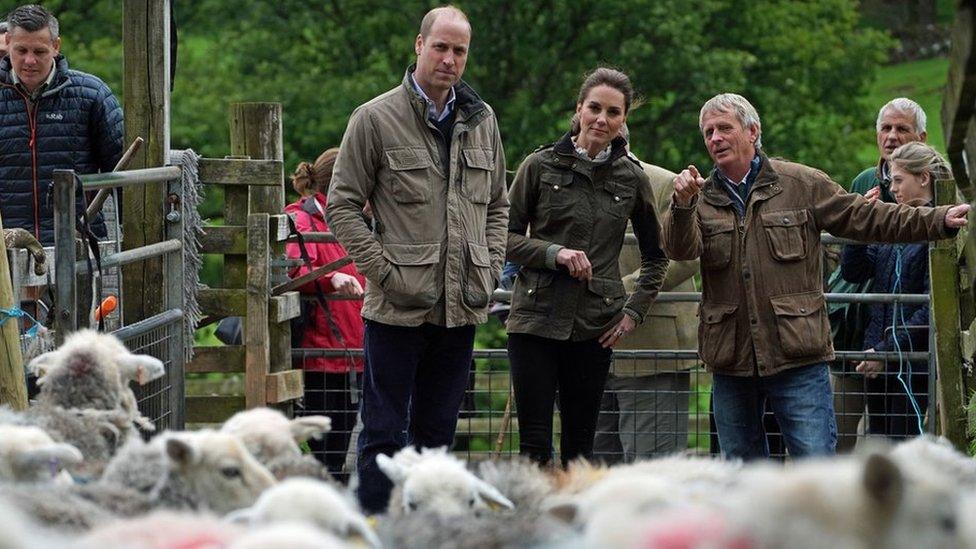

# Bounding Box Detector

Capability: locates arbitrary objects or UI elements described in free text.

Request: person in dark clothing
[0,4,123,245]
[505,68,669,467]
[840,141,948,439]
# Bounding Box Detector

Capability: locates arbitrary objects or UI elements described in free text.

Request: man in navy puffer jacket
[0,4,123,245]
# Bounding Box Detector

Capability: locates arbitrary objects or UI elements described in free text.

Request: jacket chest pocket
[600,181,634,219]
[461,147,494,204]
[761,209,808,261]
[701,219,735,270]
[698,302,738,370]
[769,290,829,358]
[386,147,432,204]
[539,171,575,209]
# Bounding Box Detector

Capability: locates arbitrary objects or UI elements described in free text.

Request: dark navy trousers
[355,319,475,514]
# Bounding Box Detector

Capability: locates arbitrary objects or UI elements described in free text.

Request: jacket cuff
[622,307,644,325]
[545,244,564,270]
[671,193,700,211]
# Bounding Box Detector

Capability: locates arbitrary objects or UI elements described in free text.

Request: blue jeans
[355,320,475,514]
[712,363,836,460]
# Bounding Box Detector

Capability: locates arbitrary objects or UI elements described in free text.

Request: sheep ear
[863,453,904,512]
[118,354,166,385]
[165,436,199,469]
[26,350,60,384]
[545,497,579,524]
[344,516,382,549]
[15,443,84,470]
[376,453,407,484]
[224,507,255,525]
[475,479,515,511]
[289,415,332,443]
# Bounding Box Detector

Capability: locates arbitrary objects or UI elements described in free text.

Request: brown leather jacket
[662,154,952,377]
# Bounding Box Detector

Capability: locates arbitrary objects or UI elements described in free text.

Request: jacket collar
[301,193,326,218]
[703,151,781,207]
[551,131,629,168]
[0,54,71,98]
[401,64,487,126]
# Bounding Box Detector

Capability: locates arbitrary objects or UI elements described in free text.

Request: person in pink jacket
[285,147,366,481]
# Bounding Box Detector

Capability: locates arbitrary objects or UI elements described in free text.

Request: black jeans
[508,332,612,467]
[356,320,475,514]
[300,371,361,482]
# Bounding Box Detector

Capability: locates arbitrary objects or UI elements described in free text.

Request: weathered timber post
[0,215,28,410]
[229,103,293,411]
[245,213,271,409]
[930,178,968,449]
[122,0,171,324]
[53,170,78,345]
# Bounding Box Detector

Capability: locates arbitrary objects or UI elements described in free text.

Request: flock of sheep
[2,330,976,548]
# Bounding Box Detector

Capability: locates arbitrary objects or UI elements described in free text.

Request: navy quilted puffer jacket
[0,54,123,245]
[840,241,929,355]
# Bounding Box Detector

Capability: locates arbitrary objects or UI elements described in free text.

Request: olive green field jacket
[326,68,509,328]
[506,133,670,341]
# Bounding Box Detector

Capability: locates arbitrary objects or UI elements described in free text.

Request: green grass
[856,56,949,167]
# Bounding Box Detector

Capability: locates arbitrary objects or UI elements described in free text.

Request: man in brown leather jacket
[327,5,508,512]
[662,93,969,460]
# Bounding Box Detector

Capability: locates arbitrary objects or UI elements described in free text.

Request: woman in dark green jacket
[506,67,670,466]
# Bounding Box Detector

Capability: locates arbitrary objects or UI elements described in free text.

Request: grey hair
[699,93,763,149]
[876,97,926,134]
[0,21,8,34]
[7,4,59,41]
[889,141,951,181]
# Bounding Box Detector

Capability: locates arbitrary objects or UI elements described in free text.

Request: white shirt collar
[410,72,456,123]
[12,59,57,91]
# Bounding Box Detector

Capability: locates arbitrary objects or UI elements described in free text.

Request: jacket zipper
[22,92,41,241]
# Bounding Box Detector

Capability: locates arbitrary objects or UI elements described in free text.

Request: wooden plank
[200,225,247,255]
[269,292,301,323]
[186,346,245,374]
[271,215,292,242]
[53,171,78,344]
[265,370,304,404]
[121,0,170,324]
[186,396,244,424]
[198,158,283,186]
[245,214,270,409]
[198,288,247,317]
[272,257,352,296]
[929,179,969,450]
[943,4,976,152]
[230,103,285,214]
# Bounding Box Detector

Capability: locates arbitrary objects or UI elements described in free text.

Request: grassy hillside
[856,56,949,168]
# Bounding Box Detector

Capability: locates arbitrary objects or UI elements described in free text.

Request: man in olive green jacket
[326,6,508,513]
[595,160,699,461]
[664,93,969,460]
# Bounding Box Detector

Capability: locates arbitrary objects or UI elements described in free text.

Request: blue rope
[891,246,924,435]
[0,307,42,338]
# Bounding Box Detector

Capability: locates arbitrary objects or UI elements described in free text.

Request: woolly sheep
[227,477,379,548]
[220,407,334,481]
[80,511,245,549]
[0,494,72,549]
[725,452,965,549]
[100,429,276,515]
[0,423,82,484]
[377,446,514,517]
[888,434,976,489]
[229,522,349,549]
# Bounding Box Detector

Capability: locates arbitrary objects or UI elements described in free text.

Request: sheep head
[220,407,331,466]
[164,430,276,516]
[0,424,83,483]
[377,446,514,517]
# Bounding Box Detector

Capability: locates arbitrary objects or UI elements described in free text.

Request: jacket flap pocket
[386,148,431,171]
[587,277,626,299]
[462,148,494,171]
[467,241,491,267]
[701,219,735,236]
[761,209,808,228]
[769,290,824,317]
[382,242,441,266]
[540,171,574,188]
[699,302,738,324]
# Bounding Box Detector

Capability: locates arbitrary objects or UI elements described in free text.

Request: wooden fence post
[0,214,27,410]
[122,0,171,324]
[245,213,270,409]
[930,178,968,449]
